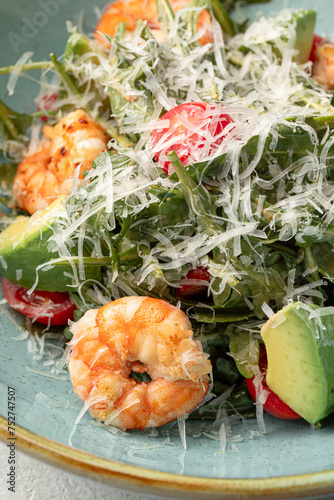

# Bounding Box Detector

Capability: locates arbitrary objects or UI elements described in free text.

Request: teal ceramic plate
[1,1,334,498]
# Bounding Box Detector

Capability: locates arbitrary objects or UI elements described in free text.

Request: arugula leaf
[210,0,236,36]
[313,242,334,283]
[107,21,156,129]
[227,326,260,378]
[187,123,317,182]
[168,150,222,234]
[0,162,17,208]
[0,100,32,142]
[63,32,101,64]
[156,0,175,28]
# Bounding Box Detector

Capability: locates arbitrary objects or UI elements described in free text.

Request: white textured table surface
[0,441,166,500]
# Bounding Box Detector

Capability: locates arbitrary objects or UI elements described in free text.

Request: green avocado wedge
[0,196,100,292]
[261,302,334,424]
[294,10,316,63]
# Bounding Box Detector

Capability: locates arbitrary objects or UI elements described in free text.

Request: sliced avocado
[261,302,334,424]
[293,10,316,63]
[0,196,100,292]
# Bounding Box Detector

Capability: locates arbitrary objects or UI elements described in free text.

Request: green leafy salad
[1,0,334,436]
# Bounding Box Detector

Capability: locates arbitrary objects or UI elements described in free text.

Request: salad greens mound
[1,0,334,426]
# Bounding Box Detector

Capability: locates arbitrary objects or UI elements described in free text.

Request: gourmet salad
[1,0,334,440]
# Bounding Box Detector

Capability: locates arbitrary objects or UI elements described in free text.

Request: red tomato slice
[245,344,301,420]
[150,102,233,173]
[176,266,211,298]
[309,34,326,63]
[2,278,75,326]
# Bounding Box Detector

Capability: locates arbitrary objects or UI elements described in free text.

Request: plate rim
[1,416,334,499]
[1,2,334,498]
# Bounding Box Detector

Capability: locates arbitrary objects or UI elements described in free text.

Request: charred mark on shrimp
[13,109,109,215]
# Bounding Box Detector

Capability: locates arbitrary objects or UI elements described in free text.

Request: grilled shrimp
[68,296,212,430]
[95,0,213,48]
[312,43,334,90]
[13,109,109,215]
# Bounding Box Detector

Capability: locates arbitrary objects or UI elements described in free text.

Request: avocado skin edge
[0,200,100,292]
[0,224,101,291]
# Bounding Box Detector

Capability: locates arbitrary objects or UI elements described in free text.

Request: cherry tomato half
[2,278,75,325]
[245,344,301,420]
[309,34,325,63]
[37,92,58,122]
[150,102,233,173]
[176,266,211,298]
